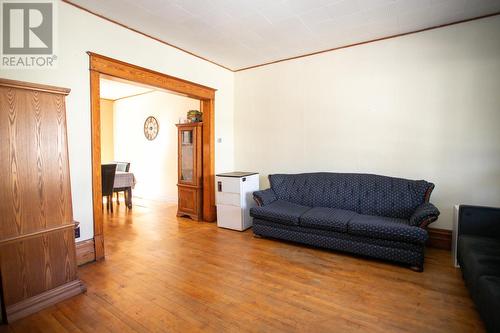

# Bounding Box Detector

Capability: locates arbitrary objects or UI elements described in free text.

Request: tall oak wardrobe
[0,78,85,323]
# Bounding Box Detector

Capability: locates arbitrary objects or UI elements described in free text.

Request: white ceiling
[69,0,500,70]
[100,78,153,100]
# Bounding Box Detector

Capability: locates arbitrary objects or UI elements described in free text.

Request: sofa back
[269,173,434,219]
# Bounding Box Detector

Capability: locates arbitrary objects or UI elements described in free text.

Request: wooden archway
[88,52,216,260]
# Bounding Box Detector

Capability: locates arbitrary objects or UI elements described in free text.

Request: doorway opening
[88,52,217,261]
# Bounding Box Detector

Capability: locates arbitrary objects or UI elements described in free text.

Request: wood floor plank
[1,198,484,332]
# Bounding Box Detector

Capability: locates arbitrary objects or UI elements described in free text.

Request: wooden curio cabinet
[176,122,203,221]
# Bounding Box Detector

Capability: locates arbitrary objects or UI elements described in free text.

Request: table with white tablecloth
[113,171,136,208]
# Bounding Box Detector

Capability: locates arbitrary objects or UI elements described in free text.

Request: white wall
[0,1,234,241]
[113,91,198,202]
[234,16,500,230]
[3,1,499,236]
[100,99,114,163]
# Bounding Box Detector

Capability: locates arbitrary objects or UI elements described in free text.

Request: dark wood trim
[94,234,105,261]
[76,239,96,266]
[88,52,216,99]
[235,12,500,72]
[6,280,86,322]
[90,70,105,261]
[201,99,216,222]
[88,53,217,262]
[61,0,232,72]
[0,78,70,95]
[427,228,452,250]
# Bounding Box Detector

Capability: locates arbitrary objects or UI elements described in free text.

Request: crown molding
[62,1,500,73]
[235,12,500,72]
[62,0,233,72]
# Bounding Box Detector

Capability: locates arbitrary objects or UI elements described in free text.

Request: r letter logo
[1,0,57,68]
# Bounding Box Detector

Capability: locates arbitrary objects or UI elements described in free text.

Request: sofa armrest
[253,188,277,207]
[458,205,500,239]
[410,203,440,228]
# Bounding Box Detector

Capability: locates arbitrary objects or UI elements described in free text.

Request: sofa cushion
[253,188,277,206]
[476,275,500,333]
[348,214,428,244]
[458,235,500,294]
[250,200,311,226]
[300,207,355,233]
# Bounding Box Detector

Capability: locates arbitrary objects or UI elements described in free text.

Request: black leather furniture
[250,173,440,271]
[457,205,500,333]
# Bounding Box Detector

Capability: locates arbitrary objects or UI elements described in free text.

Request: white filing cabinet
[216,172,259,231]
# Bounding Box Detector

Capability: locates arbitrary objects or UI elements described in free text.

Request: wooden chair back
[101,164,117,196]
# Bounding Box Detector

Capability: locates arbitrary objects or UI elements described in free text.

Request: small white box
[216,172,259,231]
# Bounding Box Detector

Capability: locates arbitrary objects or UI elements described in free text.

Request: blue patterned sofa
[250,173,440,271]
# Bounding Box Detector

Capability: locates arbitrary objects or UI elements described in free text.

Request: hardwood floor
[1,199,484,332]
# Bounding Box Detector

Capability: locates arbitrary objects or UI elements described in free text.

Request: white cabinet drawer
[217,204,244,231]
[216,192,241,206]
[216,176,241,194]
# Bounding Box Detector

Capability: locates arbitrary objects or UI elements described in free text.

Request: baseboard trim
[427,228,452,250]
[76,238,96,266]
[74,230,451,257]
[94,234,105,261]
[6,280,86,322]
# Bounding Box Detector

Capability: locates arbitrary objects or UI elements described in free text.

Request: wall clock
[144,116,159,140]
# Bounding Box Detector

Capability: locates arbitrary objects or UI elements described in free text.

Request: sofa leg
[409,265,424,272]
[253,234,263,239]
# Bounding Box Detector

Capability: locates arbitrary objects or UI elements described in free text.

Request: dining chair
[113,161,131,204]
[101,164,117,212]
